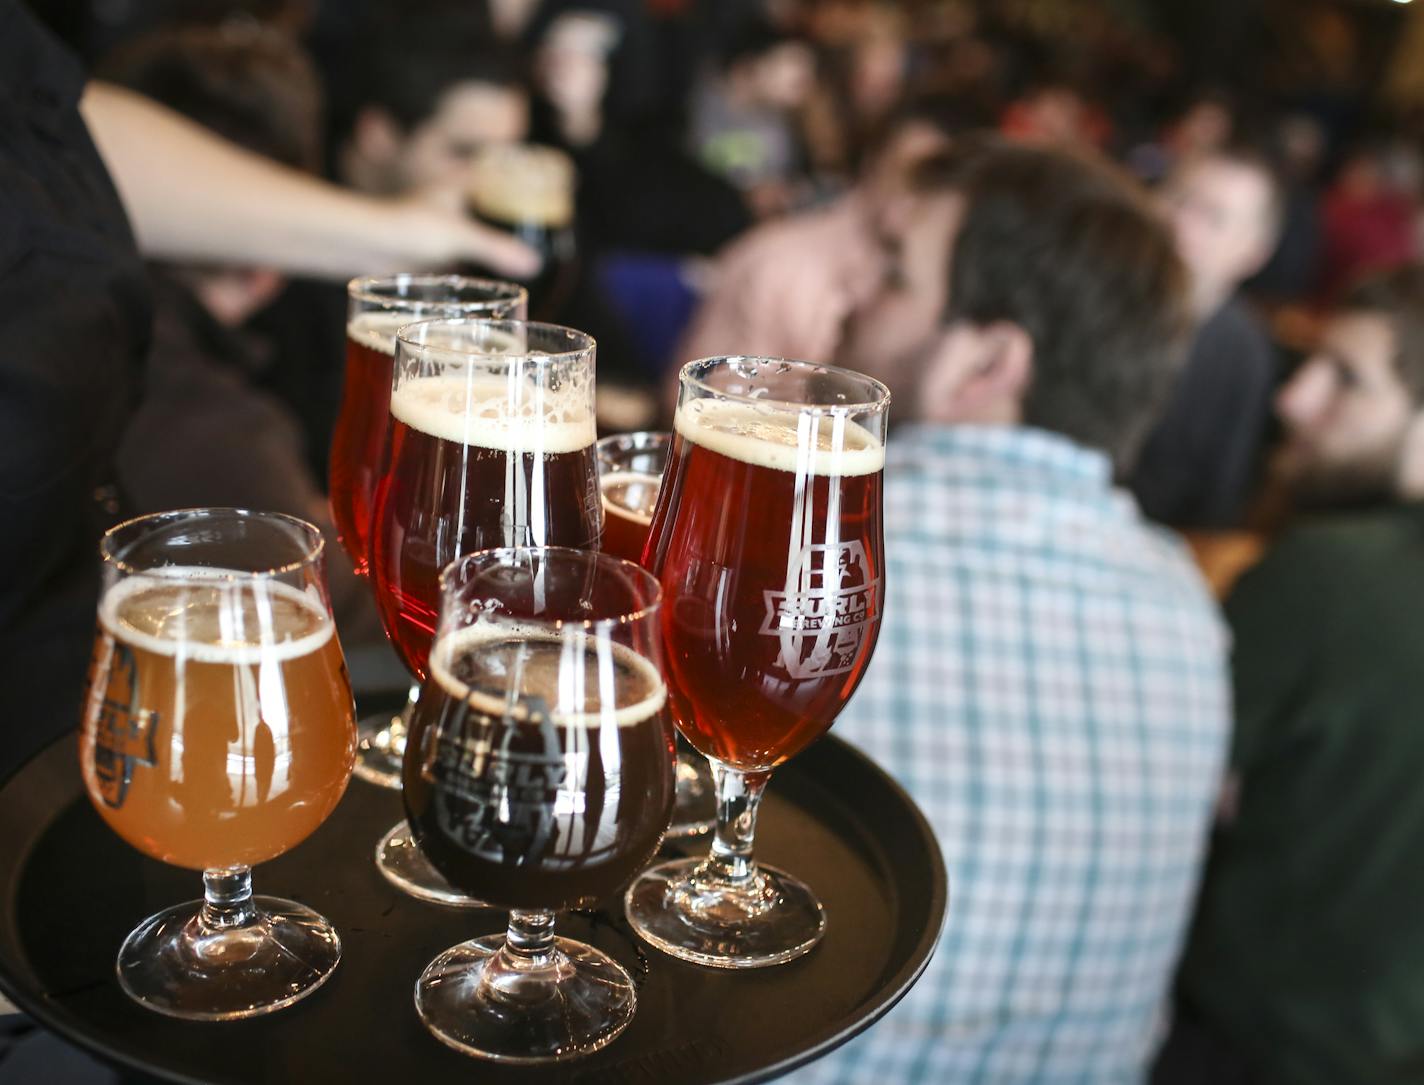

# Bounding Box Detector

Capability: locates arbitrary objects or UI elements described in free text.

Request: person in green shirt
[1169,264,1424,1084]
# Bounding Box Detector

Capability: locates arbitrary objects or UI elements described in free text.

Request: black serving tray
[0,724,946,1084]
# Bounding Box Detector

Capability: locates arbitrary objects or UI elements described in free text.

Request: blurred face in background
[350,79,529,198]
[745,42,816,110]
[1276,310,1420,505]
[836,188,962,406]
[400,81,530,191]
[1161,155,1275,315]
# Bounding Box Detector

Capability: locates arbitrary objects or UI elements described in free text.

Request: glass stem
[705,760,771,886]
[200,866,257,931]
[503,909,559,972]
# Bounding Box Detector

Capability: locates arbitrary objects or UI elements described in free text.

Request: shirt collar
[889,423,1115,489]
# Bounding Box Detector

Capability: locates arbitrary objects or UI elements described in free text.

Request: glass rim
[437,546,662,630]
[681,355,892,414]
[100,507,325,580]
[346,273,528,312]
[595,430,671,452]
[396,317,595,363]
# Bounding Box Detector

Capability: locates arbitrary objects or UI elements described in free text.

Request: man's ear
[957,321,1032,416]
[919,320,1033,424]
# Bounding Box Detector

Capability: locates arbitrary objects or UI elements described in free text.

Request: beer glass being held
[367,318,601,905]
[334,275,526,794]
[597,431,716,838]
[465,144,577,321]
[404,547,674,1062]
[625,357,888,968]
[79,509,357,1019]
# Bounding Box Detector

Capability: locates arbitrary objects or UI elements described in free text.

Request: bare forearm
[80,82,537,280]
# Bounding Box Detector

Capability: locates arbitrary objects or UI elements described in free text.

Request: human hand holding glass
[625,357,888,968]
[78,509,356,1019]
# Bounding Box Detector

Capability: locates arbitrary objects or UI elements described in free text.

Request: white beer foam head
[674,399,885,477]
[100,568,334,665]
[346,310,408,356]
[391,373,596,454]
[431,624,666,728]
[468,145,574,228]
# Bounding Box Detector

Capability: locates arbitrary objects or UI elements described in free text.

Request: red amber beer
[626,356,889,970]
[645,399,885,770]
[369,320,601,681]
[330,276,526,575]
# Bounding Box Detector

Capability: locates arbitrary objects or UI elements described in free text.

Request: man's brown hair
[915,139,1191,473]
[1342,265,1424,405]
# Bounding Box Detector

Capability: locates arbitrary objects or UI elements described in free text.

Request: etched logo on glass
[761,540,880,680]
[93,642,160,809]
[426,694,575,866]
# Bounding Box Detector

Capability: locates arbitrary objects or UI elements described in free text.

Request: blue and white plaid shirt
[787,425,1230,1085]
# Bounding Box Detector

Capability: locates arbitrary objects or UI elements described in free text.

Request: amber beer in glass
[332,275,527,577]
[370,319,601,683]
[596,431,717,837]
[595,431,668,565]
[405,547,673,1062]
[626,356,888,968]
[78,509,356,1019]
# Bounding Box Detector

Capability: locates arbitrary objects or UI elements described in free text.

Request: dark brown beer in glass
[466,145,577,320]
[404,629,673,911]
[331,277,526,575]
[369,321,601,683]
[404,547,672,1062]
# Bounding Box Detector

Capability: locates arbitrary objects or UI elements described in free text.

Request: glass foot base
[117,897,340,1020]
[352,709,405,790]
[624,857,825,969]
[376,822,488,908]
[415,934,635,1063]
[666,748,716,839]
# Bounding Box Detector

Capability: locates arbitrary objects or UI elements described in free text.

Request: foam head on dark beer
[430,625,667,729]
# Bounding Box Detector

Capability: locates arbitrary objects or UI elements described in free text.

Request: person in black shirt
[0,0,538,785]
[0,0,152,786]
[1131,145,1283,528]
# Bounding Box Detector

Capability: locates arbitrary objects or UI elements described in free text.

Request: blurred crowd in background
[25,0,1424,540]
[12,2,1424,1082]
